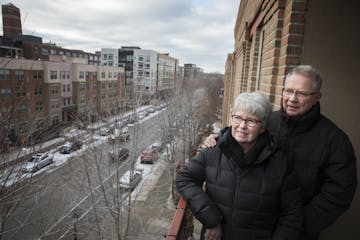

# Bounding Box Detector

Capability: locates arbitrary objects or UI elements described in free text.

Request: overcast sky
[1,0,241,73]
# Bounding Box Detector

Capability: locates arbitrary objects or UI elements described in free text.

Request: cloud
[0,0,240,73]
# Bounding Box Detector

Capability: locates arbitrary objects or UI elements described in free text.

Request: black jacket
[177,130,303,240]
[268,103,357,240]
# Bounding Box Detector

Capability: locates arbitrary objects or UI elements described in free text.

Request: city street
[1,106,180,239]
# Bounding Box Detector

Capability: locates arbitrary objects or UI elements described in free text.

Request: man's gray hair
[232,91,271,127]
[286,65,323,92]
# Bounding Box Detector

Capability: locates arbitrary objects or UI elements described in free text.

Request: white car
[23,153,54,173]
[119,169,143,191]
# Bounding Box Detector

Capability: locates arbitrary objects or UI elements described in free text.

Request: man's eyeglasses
[231,115,261,127]
[282,88,318,99]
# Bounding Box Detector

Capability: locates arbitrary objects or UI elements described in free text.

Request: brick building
[0,56,124,146]
[222,0,360,239]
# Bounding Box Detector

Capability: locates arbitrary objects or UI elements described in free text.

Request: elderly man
[203,65,357,240]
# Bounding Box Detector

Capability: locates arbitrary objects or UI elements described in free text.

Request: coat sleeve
[304,133,357,234]
[273,161,304,240]
[176,151,223,228]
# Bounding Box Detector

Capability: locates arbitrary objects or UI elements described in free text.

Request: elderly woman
[176,92,303,240]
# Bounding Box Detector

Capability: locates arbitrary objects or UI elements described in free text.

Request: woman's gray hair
[231,91,271,127]
[286,65,323,92]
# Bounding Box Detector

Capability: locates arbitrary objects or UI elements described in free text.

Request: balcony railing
[165,197,194,240]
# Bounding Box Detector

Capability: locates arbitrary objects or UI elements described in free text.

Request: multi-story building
[132,49,157,101]
[157,53,178,99]
[1,3,22,40]
[101,48,119,67]
[1,58,47,144]
[0,56,124,146]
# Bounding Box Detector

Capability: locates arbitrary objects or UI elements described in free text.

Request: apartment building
[223,1,359,239]
[0,56,125,146]
[132,49,157,101]
[0,58,47,144]
[101,48,119,67]
[157,53,178,99]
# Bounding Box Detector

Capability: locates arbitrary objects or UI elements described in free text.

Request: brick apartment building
[222,0,359,239]
[0,56,124,146]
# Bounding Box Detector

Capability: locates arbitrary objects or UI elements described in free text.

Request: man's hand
[201,134,219,148]
[204,224,222,240]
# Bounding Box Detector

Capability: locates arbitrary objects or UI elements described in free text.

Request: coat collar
[280,102,321,133]
[218,128,276,167]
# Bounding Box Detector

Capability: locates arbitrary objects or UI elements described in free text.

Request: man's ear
[315,92,322,102]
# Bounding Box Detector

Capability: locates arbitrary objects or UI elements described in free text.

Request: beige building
[157,53,178,99]
[223,0,360,239]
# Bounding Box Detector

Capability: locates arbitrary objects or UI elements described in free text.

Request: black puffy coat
[176,130,303,240]
[268,103,357,240]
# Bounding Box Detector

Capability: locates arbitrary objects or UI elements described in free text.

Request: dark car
[109,147,129,162]
[60,140,83,154]
[151,142,166,153]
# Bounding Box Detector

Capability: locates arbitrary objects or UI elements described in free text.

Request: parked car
[23,153,54,173]
[147,107,155,113]
[99,127,110,136]
[119,169,143,191]
[59,140,82,154]
[140,148,158,164]
[108,128,130,142]
[109,147,129,162]
[151,142,166,153]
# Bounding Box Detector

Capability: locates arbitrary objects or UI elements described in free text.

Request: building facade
[0,56,124,146]
[157,53,178,99]
[223,0,360,239]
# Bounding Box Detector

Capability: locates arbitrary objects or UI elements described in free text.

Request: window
[34,87,42,96]
[79,71,85,79]
[109,82,113,88]
[139,56,144,61]
[0,69,10,80]
[80,96,85,103]
[60,71,66,79]
[63,84,66,92]
[18,104,27,112]
[15,70,25,80]
[108,72,112,78]
[50,86,59,95]
[52,115,60,125]
[79,83,86,91]
[101,72,105,78]
[126,55,133,61]
[33,70,42,80]
[92,72,97,79]
[51,100,59,109]
[50,70,57,80]
[102,83,106,89]
[66,71,70,79]
[35,101,43,111]
[92,83,97,89]
[67,84,71,92]
[16,88,26,97]
[41,48,49,55]
[0,88,11,96]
